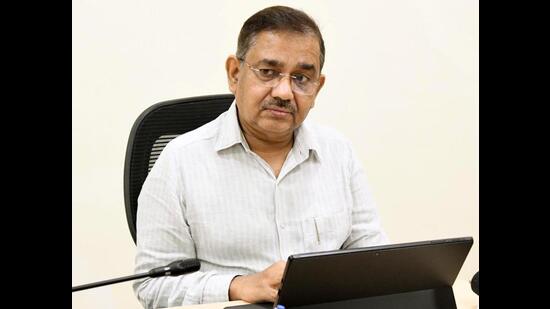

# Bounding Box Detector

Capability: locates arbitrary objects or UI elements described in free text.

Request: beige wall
[72,1,479,308]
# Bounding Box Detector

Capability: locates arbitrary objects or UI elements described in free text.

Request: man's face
[227,31,325,140]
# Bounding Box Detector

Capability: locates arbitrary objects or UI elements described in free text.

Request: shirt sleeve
[132,143,239,308]
[341,142,390,249]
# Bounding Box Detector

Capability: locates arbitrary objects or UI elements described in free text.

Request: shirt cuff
[202,273,239,304]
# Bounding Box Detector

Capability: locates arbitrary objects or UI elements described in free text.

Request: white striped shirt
[133,101,388,308]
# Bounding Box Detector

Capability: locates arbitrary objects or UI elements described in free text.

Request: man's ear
[225,55,241,94]
[316,74,326,94]
[311,74,326,108]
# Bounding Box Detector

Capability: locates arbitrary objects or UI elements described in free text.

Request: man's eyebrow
[256,59,318,74]
[297,62,317,74]
[257,59,284,67]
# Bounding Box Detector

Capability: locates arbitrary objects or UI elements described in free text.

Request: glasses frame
[238,59,320,96]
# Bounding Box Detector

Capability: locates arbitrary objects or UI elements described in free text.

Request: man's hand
[229,261,286,303]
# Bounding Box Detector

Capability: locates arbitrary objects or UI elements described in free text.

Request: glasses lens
[248,63,316,95]
[291,80,315,95]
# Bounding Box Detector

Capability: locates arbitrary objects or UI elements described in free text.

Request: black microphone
[72,258,200,292]
[470,271,479,295]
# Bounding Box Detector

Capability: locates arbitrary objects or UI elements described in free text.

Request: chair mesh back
[149,134,180,172]
[124,94,234,244]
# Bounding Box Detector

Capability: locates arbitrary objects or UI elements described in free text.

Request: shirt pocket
[301,211,351,253]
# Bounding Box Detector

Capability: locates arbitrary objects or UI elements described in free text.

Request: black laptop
[226,236,473,309]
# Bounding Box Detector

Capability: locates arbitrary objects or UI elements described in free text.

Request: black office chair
[123,94,234,244]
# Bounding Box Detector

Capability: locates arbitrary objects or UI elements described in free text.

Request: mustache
[261,98,297,113]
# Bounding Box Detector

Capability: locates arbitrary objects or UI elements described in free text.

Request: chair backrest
[124,94,234,244]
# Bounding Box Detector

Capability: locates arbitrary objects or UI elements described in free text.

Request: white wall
[72,1,479,308]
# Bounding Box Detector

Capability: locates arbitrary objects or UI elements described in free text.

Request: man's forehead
[247,31,321,70]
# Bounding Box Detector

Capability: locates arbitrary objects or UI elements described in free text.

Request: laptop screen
[274,236,473,308]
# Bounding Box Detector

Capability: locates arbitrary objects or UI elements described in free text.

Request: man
[134,6,388,308]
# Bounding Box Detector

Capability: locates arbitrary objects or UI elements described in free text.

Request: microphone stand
[73,272,150,292]
[72,259,200,292]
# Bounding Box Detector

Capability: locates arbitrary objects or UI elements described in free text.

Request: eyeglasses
[239,59,320,96]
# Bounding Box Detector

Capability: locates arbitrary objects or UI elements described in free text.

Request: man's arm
[342,143,390,249]
[133,144,239,307]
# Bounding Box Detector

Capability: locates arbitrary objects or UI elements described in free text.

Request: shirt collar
[214,101,250,152]
[293,121,322,162]
[214,100,322,161]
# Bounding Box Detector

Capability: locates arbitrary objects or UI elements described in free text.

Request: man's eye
[292,74,310,84]
[258,69,278,78]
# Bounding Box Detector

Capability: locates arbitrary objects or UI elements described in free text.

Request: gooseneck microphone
[72,258,200,292]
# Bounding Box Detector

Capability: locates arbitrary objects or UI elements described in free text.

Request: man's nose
[270,75,294,101]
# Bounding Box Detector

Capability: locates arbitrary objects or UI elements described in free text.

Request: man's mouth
[266,107,291,113]
[265,107,293,117]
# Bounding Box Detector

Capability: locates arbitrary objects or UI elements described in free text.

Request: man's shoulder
[163,117,220,153]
